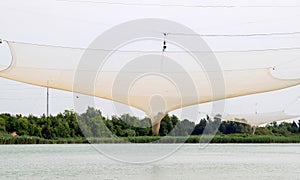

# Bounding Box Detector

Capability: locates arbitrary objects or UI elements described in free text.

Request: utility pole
[46,87,49,117]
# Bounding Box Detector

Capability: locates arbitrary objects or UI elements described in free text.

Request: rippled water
[0,144,300,179]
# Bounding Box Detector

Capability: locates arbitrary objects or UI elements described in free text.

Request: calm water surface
[0,144,299,180]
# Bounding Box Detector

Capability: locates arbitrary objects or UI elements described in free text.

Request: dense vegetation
[1,107,300,144]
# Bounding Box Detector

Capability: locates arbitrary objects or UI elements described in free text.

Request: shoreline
[1,134,300,144]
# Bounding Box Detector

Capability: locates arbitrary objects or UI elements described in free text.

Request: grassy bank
[1,133,300,144]
[0,133,88,144]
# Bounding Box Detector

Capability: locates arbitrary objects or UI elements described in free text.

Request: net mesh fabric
[1,41,300,133]
[214,111,299,126]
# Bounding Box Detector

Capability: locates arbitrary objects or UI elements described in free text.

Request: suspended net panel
[92,70,300,112]
[215,111,300,126]
[2,41,300,111]
[1,41,300,133]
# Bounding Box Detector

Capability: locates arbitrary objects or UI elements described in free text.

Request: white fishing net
[1,40,300,133]
[214,111,299,126]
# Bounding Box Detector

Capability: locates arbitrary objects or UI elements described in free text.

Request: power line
[0,88,45,91]
[0,96,72,100]
[56,0,234,7]
[0,97,45,100]
[168,31,300,37]
[56,0,300,8]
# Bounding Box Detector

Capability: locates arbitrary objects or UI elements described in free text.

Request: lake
[0,144,299,179]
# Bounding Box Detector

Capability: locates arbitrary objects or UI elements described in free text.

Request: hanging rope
[255,102,258,115]
[282,95,300,113]
[272,58,300,70]
[160,33,167,72]
[6,39,300,53]
[162,33,167,52]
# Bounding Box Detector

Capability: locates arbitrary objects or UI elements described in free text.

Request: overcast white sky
[1,0,300,122]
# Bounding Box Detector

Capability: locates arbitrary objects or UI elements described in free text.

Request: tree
[41,123,51,139]
[16,117,29,135]
[159,115,173,136]
[255,127,273,135]
[0,117,5,132]
[172,119,195,136]
[124,129,136,137]
[192,119,207,135]
[288,121,298,133]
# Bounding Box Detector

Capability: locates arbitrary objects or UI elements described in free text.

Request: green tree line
[1,107,300,139]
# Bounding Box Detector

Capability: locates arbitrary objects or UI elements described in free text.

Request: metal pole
[47,87,49,117]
